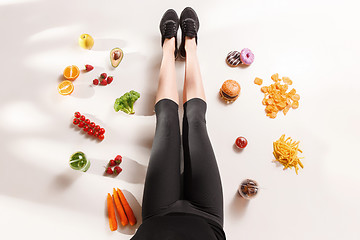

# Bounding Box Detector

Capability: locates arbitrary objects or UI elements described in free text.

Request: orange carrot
[117,188,137,226]
[107,193,117,231]
[113,188,129,226]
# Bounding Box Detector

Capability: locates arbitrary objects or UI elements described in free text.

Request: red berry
[93,79,99,85]
[99,128,105,134]
[85,64,94,71]
[80,115,85,121]
[114,166,122,174]
[78,122,85,128]
[100,79,107,85]
[109,160,116,167]
[106,76,113,84]
[83,125,89,132]
[106,167,113,174]
[100,73,107,79]
[73,118,80,125]
[90,122,95,128]
[114,155,122,164]
[95,125,100,131]
[235,137,248,149]
[85,119,90,125]
[98,134,104,141]
[74,112,81,118]
[88,129,94,135]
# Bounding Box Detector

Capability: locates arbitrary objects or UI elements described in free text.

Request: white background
[1,0,360,239]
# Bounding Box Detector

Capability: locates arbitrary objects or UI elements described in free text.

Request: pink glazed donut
[240,48,254,65]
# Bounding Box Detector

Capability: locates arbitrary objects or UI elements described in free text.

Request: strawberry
[106,76,113,84]
[85,64,94,71]
[109,159,116,167]
[100,73,107,79]
[115,155,122,164]
[114,166,122,174]
[100,79,107,85]
[106,167,113,174]
[93,79,99,85]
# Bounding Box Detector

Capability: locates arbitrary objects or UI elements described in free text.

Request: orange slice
[58,80,74,95]
[63,65,80,80]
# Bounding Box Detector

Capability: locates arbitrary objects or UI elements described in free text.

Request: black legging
[142,98,224,227]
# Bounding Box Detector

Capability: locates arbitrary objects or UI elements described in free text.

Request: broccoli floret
[114,90,140,114]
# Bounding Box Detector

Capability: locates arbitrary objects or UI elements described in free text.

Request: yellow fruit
[58,80,74,95]
[63,65,80,80]
[78,34,94,50]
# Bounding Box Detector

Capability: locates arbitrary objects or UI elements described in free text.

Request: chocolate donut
[226,51,241,67]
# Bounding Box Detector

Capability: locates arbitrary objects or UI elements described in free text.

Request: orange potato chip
[283,106,290,115]
[254,77,263,85]
[261,86,268,93]
[292,101,299,109]
[282,77,293,85]
[271,73,279,82]
[291,94,300,101]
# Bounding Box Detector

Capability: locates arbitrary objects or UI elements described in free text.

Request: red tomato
[235,137,248,149]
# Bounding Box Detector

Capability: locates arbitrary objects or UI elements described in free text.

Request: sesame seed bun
[219,80,241,102]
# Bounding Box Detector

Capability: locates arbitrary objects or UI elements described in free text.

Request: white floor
[1,0,360,239]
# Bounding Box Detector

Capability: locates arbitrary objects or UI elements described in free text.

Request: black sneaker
[179,7,199,59]
[159,9,179,58]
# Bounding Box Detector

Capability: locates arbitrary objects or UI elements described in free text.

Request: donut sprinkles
[226,51,242,67]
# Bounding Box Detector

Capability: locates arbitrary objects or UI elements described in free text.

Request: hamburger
[219,80,241,102]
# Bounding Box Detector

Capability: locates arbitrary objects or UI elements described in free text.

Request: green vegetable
[114,90,140,114]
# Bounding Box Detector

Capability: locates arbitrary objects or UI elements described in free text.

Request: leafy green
[114,90,140,114]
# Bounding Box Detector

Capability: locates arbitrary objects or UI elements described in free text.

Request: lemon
[78,34,94,50]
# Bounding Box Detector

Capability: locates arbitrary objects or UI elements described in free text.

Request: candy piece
[239,48,254,65]
[226,51,241,67]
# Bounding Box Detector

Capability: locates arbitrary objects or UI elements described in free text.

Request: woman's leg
[155,38,179,104]
[182,37,224,226]
[142,37,182,220]
[182,37,205,104]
